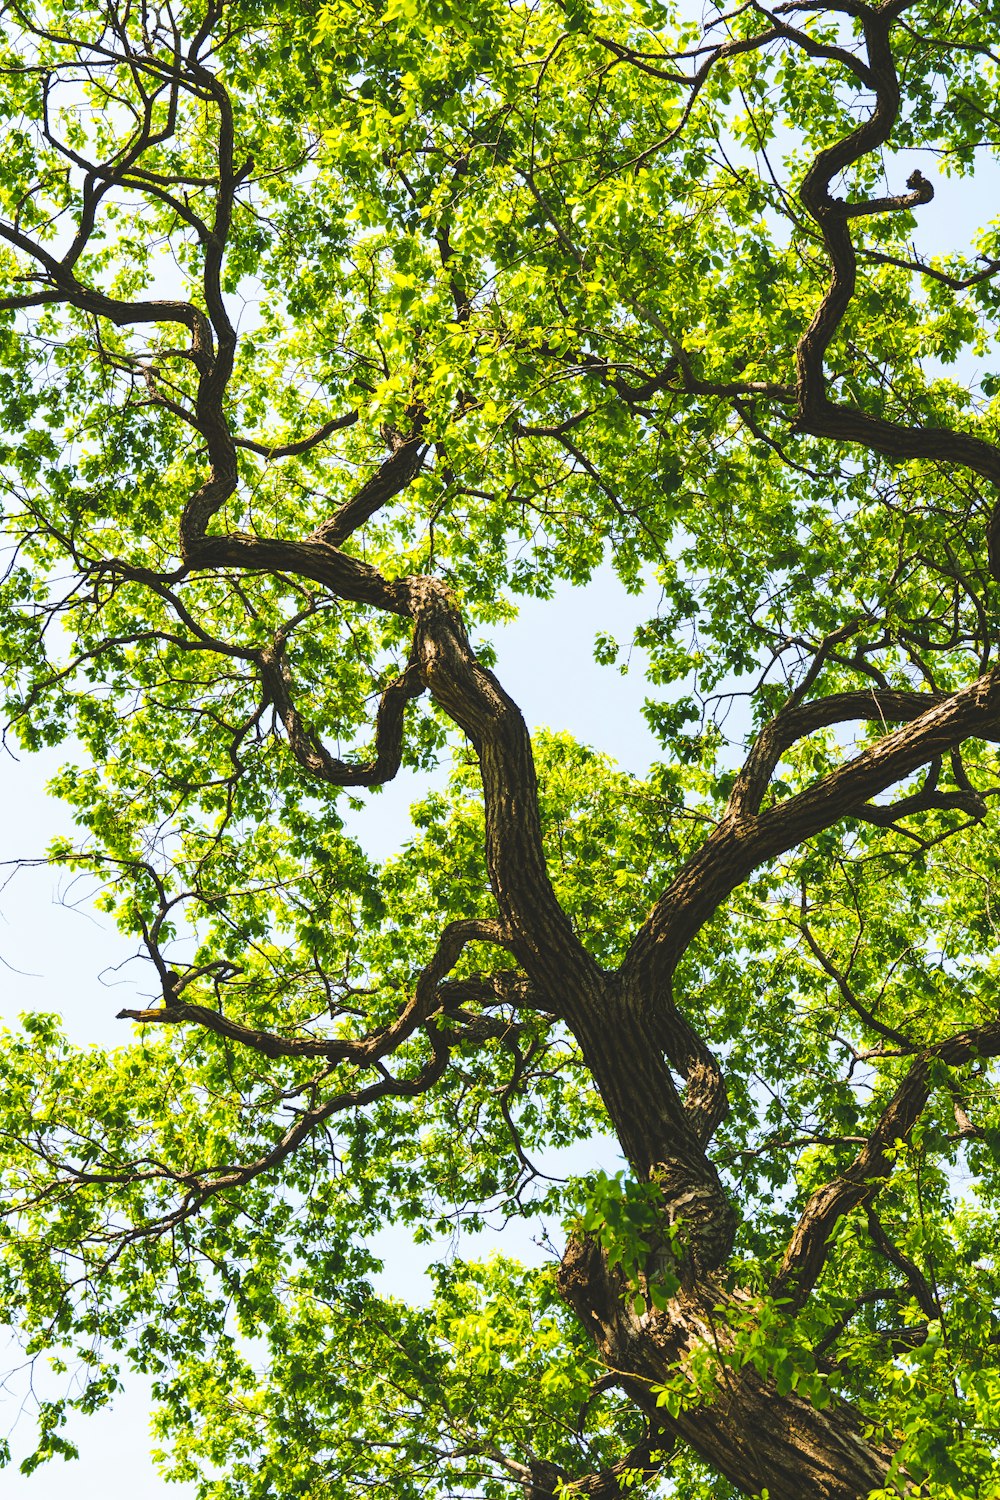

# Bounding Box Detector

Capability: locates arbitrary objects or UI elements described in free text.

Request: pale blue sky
[0,567,649,1493]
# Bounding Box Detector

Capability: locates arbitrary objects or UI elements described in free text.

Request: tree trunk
[559,1236,897,1500]
[558,995,900,1499]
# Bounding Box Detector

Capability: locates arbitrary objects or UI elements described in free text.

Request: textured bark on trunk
[554,985,904,1497]
[559,1236,898,1500]
[566,992,737,1274]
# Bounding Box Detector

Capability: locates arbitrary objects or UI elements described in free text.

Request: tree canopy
[3,0,1000,1494]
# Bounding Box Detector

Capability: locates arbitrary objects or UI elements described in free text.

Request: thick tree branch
[404,577,605,996]
[309,419,428,546]
[523,1428,674,1499]
[773,1019,1000,1306]
[557,1233,897,1499]
[623,666,1000,997]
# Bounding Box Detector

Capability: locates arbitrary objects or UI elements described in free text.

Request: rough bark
[558,1238,897,1500]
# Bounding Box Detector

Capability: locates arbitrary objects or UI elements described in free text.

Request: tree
[3,0,1000,1493]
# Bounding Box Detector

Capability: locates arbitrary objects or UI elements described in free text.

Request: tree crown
[3,0,1000,1495]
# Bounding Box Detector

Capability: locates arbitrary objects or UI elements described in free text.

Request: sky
[0,565,652,1495]
[1,34,999,1497]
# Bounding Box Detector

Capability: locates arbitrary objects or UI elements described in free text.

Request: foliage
[2,0,1000,1494]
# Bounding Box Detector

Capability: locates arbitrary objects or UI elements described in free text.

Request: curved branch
[727,686,945,819]
[165,531,411,613]
[406,576,604,996]
[598,1,876,180]
[258,641,426,788]
[116,916,517,1062]
[790,7,1000,574]
[864,1206,939,1323]
[0,41,241,557]
[854,781,986,827]
[105,495,598,1000]
[797,916,915,1050]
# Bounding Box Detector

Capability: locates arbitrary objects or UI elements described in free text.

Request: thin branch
[797,913,915,1051]
[235,410,359,458]
[116,917,519,1061]
[865,1206,939,1323]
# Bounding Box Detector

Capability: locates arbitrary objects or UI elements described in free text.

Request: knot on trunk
[648,1157,738,1276]
[524,1459,567,1500]
[557,1233,624,1344]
